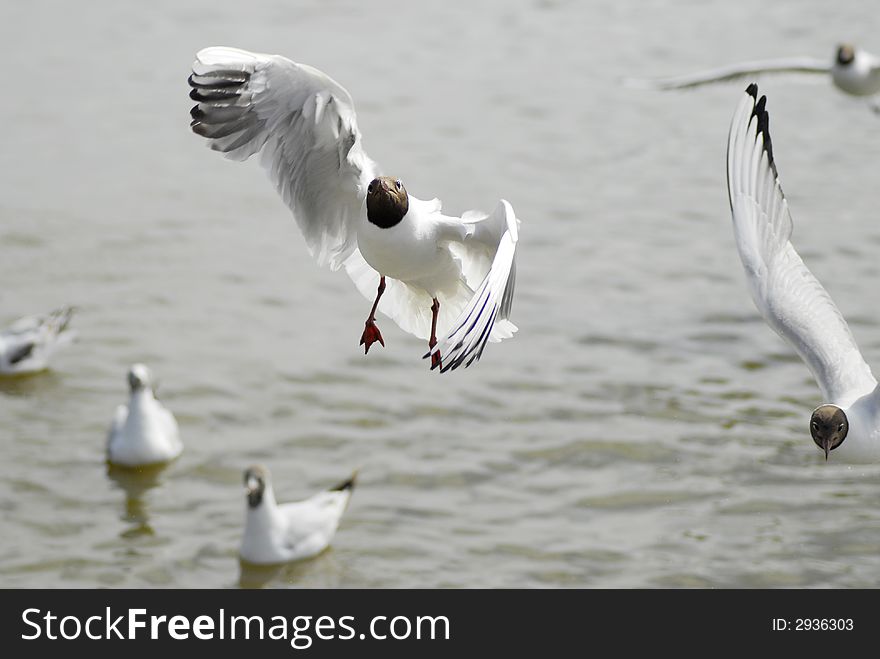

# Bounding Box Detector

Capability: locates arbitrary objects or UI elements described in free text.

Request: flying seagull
[0,306,75,375]
[107,364,183,467]
[727,83,880,462]
[188,47,519,372]
[240,464,356,565]
[630,44,880,111]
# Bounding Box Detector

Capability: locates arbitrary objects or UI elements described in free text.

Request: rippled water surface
[2,0,880,588]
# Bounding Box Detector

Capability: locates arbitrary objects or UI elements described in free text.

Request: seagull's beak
[245,476,259,496]
[820,438,830,461]
[245,475,264,508]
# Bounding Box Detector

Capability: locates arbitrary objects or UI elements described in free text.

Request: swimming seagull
[630,44,880,112]
[240,465,356,565]
[106,364,183,467]
[727,83,880,462]
[0,306,75,375]
[188,47,519,372]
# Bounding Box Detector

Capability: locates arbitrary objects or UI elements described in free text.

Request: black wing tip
[188,70,250,88]
[747,84,776,174]
[190,121,210,137]
[330,472,357,492]
[8,342,35,365]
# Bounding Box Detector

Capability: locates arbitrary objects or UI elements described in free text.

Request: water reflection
[238,551,343,589]
[105,462,170,538]
[0,370,62,397]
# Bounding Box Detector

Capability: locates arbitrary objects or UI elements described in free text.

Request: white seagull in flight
[632,44,880,112]
[188,47,519,372]
[727,83,880,462]
[0,306,75,375]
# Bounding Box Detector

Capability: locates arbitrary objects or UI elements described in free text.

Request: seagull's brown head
[244,464,270,508]
[366,176,408,229]
[810,404,848,460]
[836,43,856,66]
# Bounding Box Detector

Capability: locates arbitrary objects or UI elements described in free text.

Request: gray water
[2,0,880,588]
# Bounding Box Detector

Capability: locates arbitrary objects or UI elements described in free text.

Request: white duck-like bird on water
[0,306,75,375]
[240,465,355,565]
[631,44,880,112]
[106,364,182,467]
[188,47,519,372]
[727,84,880,462]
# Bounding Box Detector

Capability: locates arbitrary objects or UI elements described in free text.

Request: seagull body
[189,46,519,371]
[0,306,74,375]
[829,45,880,96]
[633,44,880,107]
[107,364,182,467]
[727,84,880,462]
[240,465,355,565]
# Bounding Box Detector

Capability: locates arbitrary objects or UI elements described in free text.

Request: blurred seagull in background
[0,306,75,375]
[107,364,182,467]
[727,84,880,462]
[188,47,519,372]
[630,44,880,112]
[240,465,356,565]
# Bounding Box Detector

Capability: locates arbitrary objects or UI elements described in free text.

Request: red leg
[359,276,386,354]
[429,298,442,370]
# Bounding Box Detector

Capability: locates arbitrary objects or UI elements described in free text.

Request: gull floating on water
[188,47,519,371]
[630,44,880,112]
[727,83,880,462]
[106,364,182,467]
[0,306,75,375]
[240,464,355,565]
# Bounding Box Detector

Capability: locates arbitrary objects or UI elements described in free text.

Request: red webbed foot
[359,320,385,354]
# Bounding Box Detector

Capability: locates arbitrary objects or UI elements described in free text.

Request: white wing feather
[629,56,829,91]
[106,404,129,453]
[190,47,379,270]
[427,200,519,371]
[280,489,351,555]
[726,84,876,406]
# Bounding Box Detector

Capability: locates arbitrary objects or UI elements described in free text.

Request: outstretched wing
[727,84,876,406]
[628,56,829,91]
[426,200,519,372]
[189,47,380,270]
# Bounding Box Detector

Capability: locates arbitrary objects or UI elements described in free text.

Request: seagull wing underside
[427,200,519,372]
[190,47,380,270]
[727,84,876,406]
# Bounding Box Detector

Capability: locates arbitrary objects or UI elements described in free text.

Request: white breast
[356,198,462,295]
[107,393,182,467]
[834,396,880,462]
